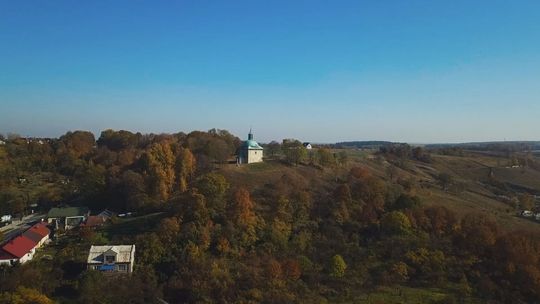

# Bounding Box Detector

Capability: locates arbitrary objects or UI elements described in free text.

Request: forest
[1,129,540,304]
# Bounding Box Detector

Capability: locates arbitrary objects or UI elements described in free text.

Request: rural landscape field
[1,132,540,303]
[2,1,540,303]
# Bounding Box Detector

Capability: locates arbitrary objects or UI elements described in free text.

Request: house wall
[0,259,16,266]
[18,249,35,264]
[35,235,49,248]
[130,246,136,273]
[87,262,132,273]
[65,216,85,229]
[247,150,263,163]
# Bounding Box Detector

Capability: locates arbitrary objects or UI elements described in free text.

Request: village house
[1,236,36,264]
[0,223,50,265]
[47,206,90,230]
[22,223,50,248]
[237,130,264,164]
[81,215,107,229]
[87,245,135,273]
[303,142,313,150]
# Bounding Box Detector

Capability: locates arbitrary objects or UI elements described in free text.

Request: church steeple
[248,128,253,140]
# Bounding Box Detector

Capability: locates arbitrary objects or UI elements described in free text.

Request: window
[93,265,100,270]
[105,255,115,264]
[118,264,127,271]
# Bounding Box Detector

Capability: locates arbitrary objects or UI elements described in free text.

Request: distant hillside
[426,141,540,152]
[334,140,396,149]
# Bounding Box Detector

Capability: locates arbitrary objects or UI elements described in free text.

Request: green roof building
[47,207,90,230]
[238,130,264,164]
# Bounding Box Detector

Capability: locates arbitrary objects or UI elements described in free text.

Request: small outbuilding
[47,207,90,230]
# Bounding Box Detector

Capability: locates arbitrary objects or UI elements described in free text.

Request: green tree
[267,141,281,157]
[282,139,307,165]
[437,173,454,191]
[197,173,229,214]
[330,254,347,278]
[337,150,348,166]
[317,148,335,167]
[380,211,412,235]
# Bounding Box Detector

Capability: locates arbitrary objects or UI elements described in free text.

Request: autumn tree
[176,147,196,192]
[143,142,176,202]
[0,287,53,304]
[58,130,96,158]
[231,188,260,247]
[97,129,140,151]
[519,193,535,210]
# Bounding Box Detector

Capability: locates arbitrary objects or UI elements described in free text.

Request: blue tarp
[99,264,115,271]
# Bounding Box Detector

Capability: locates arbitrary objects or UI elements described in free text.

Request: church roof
[242,139,263,150]
[240,130,263,150]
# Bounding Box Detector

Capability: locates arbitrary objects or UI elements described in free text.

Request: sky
[1,0,539,143]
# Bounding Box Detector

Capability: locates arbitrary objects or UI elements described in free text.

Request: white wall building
[238,130,264,164]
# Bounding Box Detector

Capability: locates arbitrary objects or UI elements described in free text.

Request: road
[0,213,46,243]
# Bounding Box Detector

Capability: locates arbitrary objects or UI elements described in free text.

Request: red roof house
[22,223,50,247]
[81,216,107,228]
[0,249,16,261]
[27,222,50,238]
[2,235,36,259]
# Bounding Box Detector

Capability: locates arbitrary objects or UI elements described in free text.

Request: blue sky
[1,1,539,143]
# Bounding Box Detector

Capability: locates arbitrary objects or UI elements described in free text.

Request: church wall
[247,150,263,163]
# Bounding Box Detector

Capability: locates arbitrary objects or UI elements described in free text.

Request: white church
[237,130,264,164]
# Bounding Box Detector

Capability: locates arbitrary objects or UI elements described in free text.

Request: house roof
[81,216,107,227]
[2,235,36,258]
[22,230,43,244]
[0,249,16,261]
[87,245,135,264]
[47,207,89,218]
[22,223,50,243]
[97,210,115,219]
[27,223,50,238]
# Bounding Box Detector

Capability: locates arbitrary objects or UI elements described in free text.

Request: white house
[237,130,264,164]
[87,245,136,273]
[303,142,313,150]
